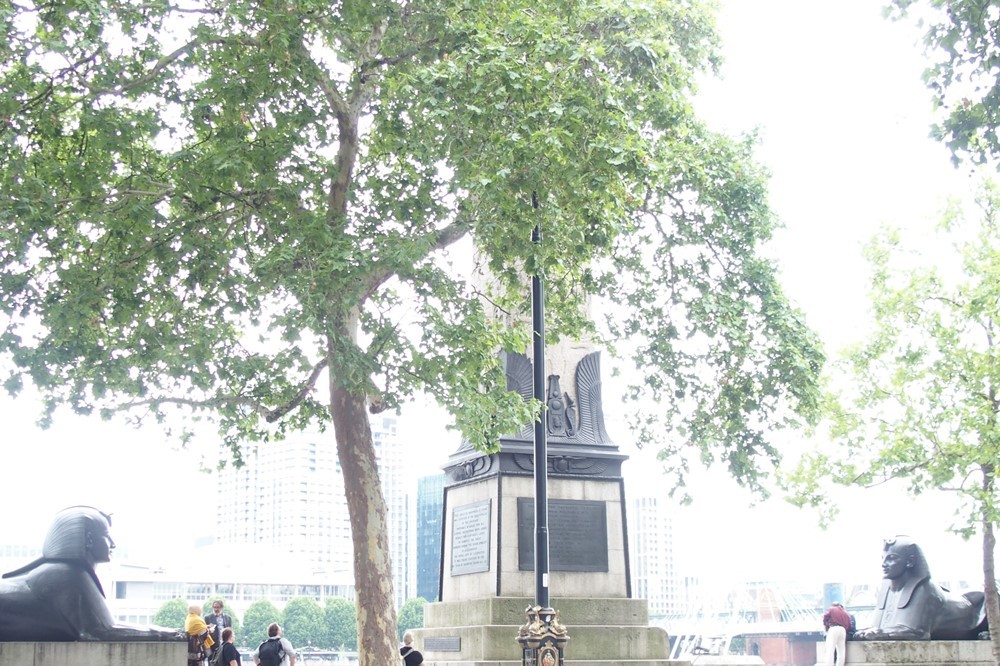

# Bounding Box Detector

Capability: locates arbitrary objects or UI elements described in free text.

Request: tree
[889,0,1000,164]
[324,597,357,650]
[786,181,1000,662]
[0,1,822,663]
[242,599,281,649]
[396,597,426,641]
[153,598,189,631]
[282,596,325,650]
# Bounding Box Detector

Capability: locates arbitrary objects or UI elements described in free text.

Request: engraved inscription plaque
[517,498,608,572]
[425,636,461,652]
[450,499,491,575]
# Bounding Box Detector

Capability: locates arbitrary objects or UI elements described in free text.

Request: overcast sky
[664,0,982,591]
[0,0,986,595]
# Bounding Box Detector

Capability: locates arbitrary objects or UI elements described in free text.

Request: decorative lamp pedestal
[517,606,569,666]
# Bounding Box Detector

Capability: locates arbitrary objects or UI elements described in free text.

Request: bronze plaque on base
[517,498,608,572]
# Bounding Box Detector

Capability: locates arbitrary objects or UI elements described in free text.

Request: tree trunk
[981,467,1000,666]
[327,332,398,666]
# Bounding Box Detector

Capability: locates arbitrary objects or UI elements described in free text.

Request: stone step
[419,623,669,661]
[418,623,671,663]
[845,640,993,665]
[422,662,685,666]
[425,597,654,627]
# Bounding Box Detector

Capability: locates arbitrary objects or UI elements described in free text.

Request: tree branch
[358,215,473,303]
[90,39,202,96]
[290,37,349,120]
[855,459,930,487]
[349,18,389,116]
[118,359,329,423]
[264,358,329,422]
[360,37,440,74]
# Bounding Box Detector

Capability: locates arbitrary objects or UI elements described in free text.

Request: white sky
[0,0,987,595]
[664,0,983,591]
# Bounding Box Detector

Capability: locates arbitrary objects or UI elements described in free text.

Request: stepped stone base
[0,641,186,666]
[842,640,994,666]
[418,662,680,666]
[415,596,679,666]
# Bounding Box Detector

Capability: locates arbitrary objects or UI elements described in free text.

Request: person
[854,536,987,640]
[252,622,296,666]
[219,627,242,666]
[204,599,233,661]
[822,602,852,666]
[0,505,181,642]
[400,631,424,665]
[185,604,215,666]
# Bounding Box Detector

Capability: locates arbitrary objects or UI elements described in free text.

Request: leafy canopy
[889,0,1000,164]
[396,597,425,641]
[323,597,357,650]
[153,598,189,631]
[281,596,325,649]
[242,599,281,647]
[0,0,820,492]
[785,180,1000,535]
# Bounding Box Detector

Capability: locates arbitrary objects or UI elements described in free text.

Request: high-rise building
[377,416,410,608]
[214,415,411,607]
[626,492,681,618]
[415,474,445,601]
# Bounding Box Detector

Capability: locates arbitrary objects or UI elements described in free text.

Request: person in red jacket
[823,602,853,666]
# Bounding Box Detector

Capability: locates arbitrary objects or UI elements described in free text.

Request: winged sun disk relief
[501,350,612,446]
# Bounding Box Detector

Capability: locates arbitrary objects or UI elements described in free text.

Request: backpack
[187,633,207,662]
[257,637,285,666]
[210,644,226,666]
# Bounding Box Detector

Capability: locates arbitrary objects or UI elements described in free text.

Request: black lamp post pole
[517,206,568,666]
[531,220,550,609]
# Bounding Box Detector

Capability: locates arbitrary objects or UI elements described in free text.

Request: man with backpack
[252,623,296,666]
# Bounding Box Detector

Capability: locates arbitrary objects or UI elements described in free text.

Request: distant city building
[626,492,681,618]
[0,543,40,564]
[415,474,445,601]
[96,417,410,625]
[213,416,411,608]
[104,547,355,629]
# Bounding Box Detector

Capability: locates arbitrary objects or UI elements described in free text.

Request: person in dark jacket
[400,631,423,665]
[220,627,242,666]
[204,599,233,661]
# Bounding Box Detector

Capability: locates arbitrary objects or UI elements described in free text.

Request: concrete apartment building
[626,491,683,618]
[84,415,412,624]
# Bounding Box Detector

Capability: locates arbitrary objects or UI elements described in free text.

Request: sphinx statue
[854,536,987,640]
[0,505,181,642]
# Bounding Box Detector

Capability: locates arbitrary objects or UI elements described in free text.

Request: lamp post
[531,219,549,610]
[517,202,569,666]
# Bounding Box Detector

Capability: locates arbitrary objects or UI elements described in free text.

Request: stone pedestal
[416,351,674,665]
[441,474,630,601]
[840,640,994,666]
[0,641,186,666]
[418,596,675,665]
